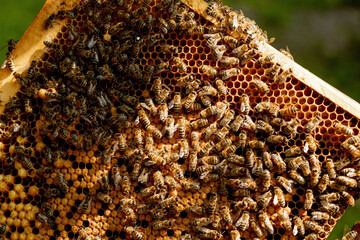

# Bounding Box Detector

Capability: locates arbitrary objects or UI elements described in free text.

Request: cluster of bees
[1,0,360,239]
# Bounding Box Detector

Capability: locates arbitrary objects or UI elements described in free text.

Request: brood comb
[0,0,360,240]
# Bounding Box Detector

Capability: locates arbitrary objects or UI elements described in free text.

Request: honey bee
[334,122,354,136]
[219,68,241,81]
[318,174,330,192]
[311,211,330,221]
[0,224,6,240]
[320,200,339,213]
[173,56,187,73]
[121,173,131,195]
[146,124,162,139]
[168,92,182,113]
[214,139,232,153]
[151,219,173,230]
[324,158,337,180]
[276,68,293,85]
[303,189,314,210]
[199,106,216,119]
[271,153,286,172]
[289,170,306,185]
[277,176,296,193]
[183,91,197,110]
[341,191,355,206]
[124,226,144,240]
[215,101,229,119]
[219,56,239,67]
[319,192,340,202]
[336,176,357,188]
[304,233,318,240]
[188,151,198,172]
[78,193,92,214]
[200,65,218,78]
[266,135,286,145]
[44,188,61,199]
[272,186,285,208]
[228,115,243,133]
[304,220,323,233]
[341,230,358,240]
[248,139,265,149]
[97,174,110,192]
[285,146,302,157]
[235,210,250,230]
[192,217,213,229]
[214,79,227,96]
[215,125,230,142]
[229,229,241,240]
[279,106,299,118]
[304,134,317,153]
[341,142,360,158]
[303,115,322,133]
[212,45,227,61]
[256,190,273,209]
[160,44,178,54]
[158,196,178,209]
[36,213,55,228]
[278,210,292,231]
[252,78,269,93]
[259,211,274,235]
[222,35,238,48]
[184,79,201,94]
[205,32,222,49]
[190,118,209,130]
[290,216,305,236]
[170,162,184,180]
[55,173,69,192]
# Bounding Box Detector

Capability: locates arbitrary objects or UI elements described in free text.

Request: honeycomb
[0,0,360,240]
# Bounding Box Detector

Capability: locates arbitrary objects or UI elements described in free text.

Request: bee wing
[134,116,140,125]
[293,224,298,236]
[303,143,309,153]
[273,194,278,206]
[168,100,174,109]
[1,60,6,69]
[199,171,210,180]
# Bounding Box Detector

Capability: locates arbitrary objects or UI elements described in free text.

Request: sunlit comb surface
[0,0,360,240]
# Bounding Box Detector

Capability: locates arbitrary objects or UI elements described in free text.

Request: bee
[199,83,218,96]
[121,173,131,195]
[78,193,92,214]
[214,125,230,142]
[124,226,144,240]
[179,139,190,159]
[190,119,209,130]
[285,146,302,157]
[177,116,188,138]
[146,124,162,139]
[279,106,299,118]
[218,206,232,225]
[160,44,178,54]
[248,139,265,149]
[311,211,330,221]
[219,110,235,127]
[289,170,306,185]
[277,176,296,193]
[229,115,244,133]
[341,230,358,240]
[199,106,216,119]
[212,45,227,61]
[272,186,285,207]
[55,173,69,192]
[162,116,177,139]
[152,219,173,230]
[334,122,354,136]
[214,139,232,153]
[184,91,197,110]
[342,191,355,206]
[102,141,118,165]
[235,210,250,230]
[320,201,339,213]
[319,192,340,202]
[271,153,286,172]
[245,149,255,168]
[250,78,269,93]
[158,103,169,122]
[0,224,6,240]
[215,79,228,96]
[298,157,311,176]
[199,95,212,108]
[190,131,201,152]
[303,189,314,210]
[304,220,323,233]
[122,206,137,226]
[184,79,201,94]
[97,174,110,192]
[256,190,272,209]
[205,32,222,49]
[158,196,178,209]
[336,176,357,188]
[229,229,241,240]
[317,173,330,192]
[219,68,241,81]
[276,68,293,85]
[200,65,218,78]
[215,101,229,119]
[140,186,156,197]
[153,170,165,191]
[4,52,15,71]
[169,162,184,180]
[219,56,240,67]
[267,135,286,145]
[222,35,238,48]
[36,213,54,228]
[192,217,213,229]
[278,210,292,231]
[256,54,274,65]
[304,134,317,153]
[304,233,318,240]
[169,92,182,113]
[173,56,187,73]
[291,216,305,236]
[324,158,337,180]
[188,151,198,172]
[96,192,113,204]
[259,211,274,235]
[341,142,360,158]
[132,6,148,18]
[165,175,178,190]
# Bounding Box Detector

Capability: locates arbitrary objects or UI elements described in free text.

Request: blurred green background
[1,0,360,239]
